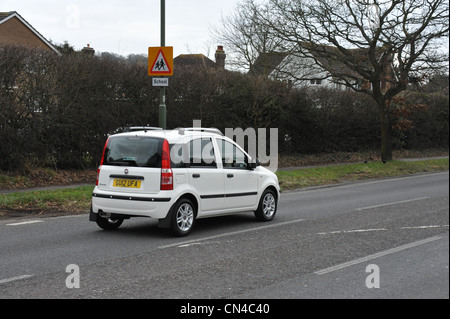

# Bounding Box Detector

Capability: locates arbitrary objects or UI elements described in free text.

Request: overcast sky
[3,0,240,58]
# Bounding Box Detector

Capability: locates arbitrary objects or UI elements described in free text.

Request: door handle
[227,174,234,178]
[192,174,200,178]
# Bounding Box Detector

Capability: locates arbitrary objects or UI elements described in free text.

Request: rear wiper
[108,160,138,167]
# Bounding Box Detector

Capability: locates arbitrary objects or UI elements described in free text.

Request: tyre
[96,215,124,230]
[170,198,196,237]
[254,189,277,221]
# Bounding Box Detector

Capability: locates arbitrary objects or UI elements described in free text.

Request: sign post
[148,1,173,129]
[148,45,172,129]
[160,0,165,130]
[148,0,172,129]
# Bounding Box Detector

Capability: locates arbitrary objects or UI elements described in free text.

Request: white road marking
[158,219,305,249]
[401,225,449,230]
[0,274,33,284]
[317,228,387,235]
[178,242,202,248]
[355,197,430,211]
[6,220,44,226]
[317,225,449,236]
[314,235,442,275]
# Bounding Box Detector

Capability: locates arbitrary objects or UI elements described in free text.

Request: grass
[276,158,449,191]
[0,185,94,213]
[0,158,448,214]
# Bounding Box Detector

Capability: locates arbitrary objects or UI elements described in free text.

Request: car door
[186,137,224,215]
[217,138,258,211]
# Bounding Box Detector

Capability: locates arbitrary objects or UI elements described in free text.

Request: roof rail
[124,126,163,132]
[178,127,223,136]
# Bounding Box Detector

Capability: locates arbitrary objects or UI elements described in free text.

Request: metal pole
[159,0,167,129]
[161,0,165,47]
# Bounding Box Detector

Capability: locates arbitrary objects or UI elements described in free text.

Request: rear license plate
[113,179,141,188]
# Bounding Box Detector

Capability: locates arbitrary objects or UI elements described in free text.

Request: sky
[2,0,241,58]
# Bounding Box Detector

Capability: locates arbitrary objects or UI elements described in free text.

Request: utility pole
[159,0,166,129]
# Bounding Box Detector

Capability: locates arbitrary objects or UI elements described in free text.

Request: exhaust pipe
[98,211,111,219]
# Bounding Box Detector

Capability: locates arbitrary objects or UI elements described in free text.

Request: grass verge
[277,158,449,191]
[0,185,94,215]
[0,158,448,215]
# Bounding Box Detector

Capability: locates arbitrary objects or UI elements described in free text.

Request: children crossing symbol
[151,51,169,72]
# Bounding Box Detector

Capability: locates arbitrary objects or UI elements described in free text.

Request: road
[0,172,448,302]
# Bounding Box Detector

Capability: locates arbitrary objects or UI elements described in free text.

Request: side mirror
[248,157,260,170]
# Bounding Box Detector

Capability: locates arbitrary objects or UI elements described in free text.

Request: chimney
[215,45,226,69]
[82,44,95,56]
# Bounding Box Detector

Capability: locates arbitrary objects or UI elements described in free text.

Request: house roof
[0,11,59,54]
[174,54,218,69]
[250,52,289,76]
[251,44,388,82]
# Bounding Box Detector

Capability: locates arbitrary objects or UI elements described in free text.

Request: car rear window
[103,136,163,168]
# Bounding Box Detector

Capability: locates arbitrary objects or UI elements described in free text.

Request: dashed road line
[0,274,33,284]
[158,219,306,249]
[401,225,449,230]
[317,228,387,235]
[6,220,44,226]
[315,235,443,275]
[355,197,430,211]
[317,224,449,236]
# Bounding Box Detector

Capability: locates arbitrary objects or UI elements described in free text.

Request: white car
[90,127,280,236]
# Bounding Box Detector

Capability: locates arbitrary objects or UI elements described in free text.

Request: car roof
[110,128,226,144]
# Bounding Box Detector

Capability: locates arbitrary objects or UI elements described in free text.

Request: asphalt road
[0,172,448,302]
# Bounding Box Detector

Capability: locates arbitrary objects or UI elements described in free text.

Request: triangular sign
[150,49,172,74]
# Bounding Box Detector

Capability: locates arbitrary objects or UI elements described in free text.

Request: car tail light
[96,138,109,186]
[160,139,173,190]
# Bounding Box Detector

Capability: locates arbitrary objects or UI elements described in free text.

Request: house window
[310,79,322,85]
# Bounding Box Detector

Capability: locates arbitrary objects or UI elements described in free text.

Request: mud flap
[158,213,172,229]
[89,205,97,222]
[158,205,174,229]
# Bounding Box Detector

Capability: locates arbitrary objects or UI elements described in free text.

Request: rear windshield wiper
[108,160,138,167]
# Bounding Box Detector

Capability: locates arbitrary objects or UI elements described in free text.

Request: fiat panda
[90,127,280,236]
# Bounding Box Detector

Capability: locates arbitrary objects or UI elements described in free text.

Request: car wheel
[96,216,124,230]
[171,198,196,237]
[255,189,277,221]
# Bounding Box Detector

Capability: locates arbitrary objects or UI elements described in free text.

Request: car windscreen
[103,136,163,168]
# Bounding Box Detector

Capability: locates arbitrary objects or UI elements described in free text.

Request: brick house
[0,11,59,54]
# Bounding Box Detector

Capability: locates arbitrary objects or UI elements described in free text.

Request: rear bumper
[91,187,174,219]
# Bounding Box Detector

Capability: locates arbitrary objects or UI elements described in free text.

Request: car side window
[188,138,217,168]
[170,143,187,168]
[218,139,248,169]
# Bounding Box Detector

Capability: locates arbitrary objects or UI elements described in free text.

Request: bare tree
[252,0,449,161]
[210,0,285,72]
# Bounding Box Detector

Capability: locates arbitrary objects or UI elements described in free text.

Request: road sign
[152,78,169,87]
[148,46,173,76]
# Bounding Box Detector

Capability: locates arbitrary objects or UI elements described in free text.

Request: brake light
[96,138,109,186]
[160,139,173,190]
